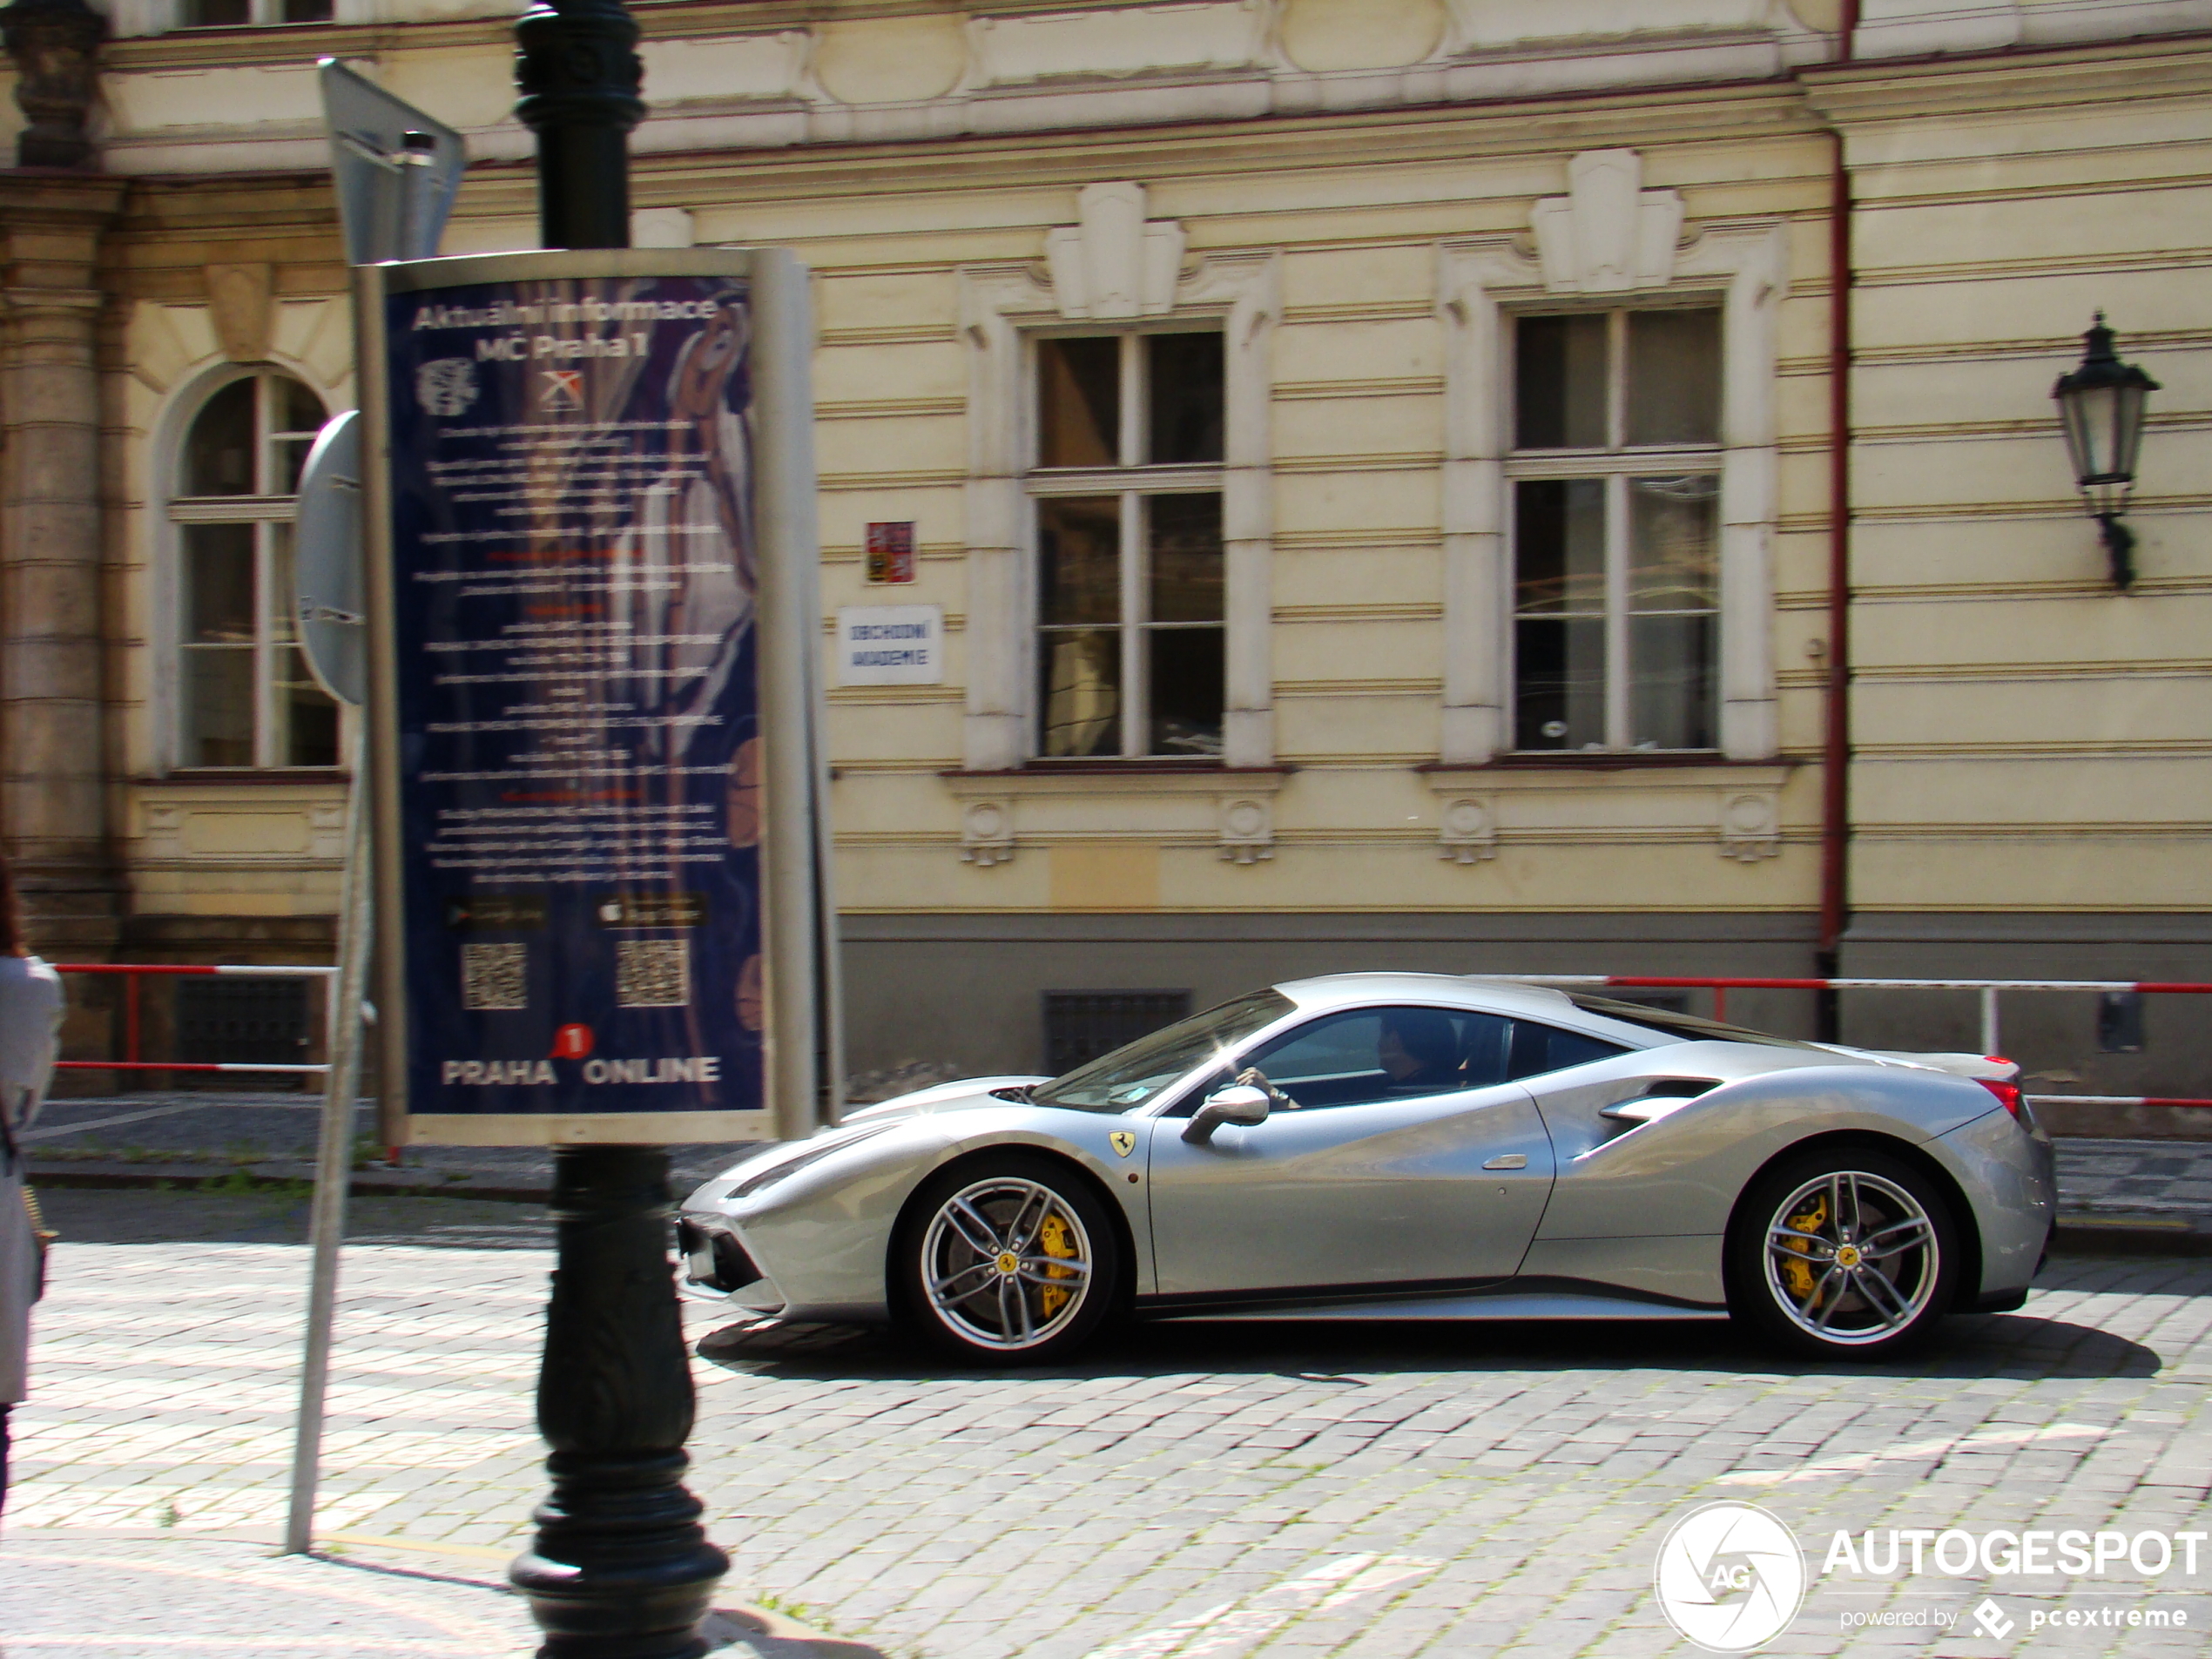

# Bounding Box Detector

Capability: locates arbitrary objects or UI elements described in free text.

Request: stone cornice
[0,170,128,222]
[629,78,1821,199]
[1799,32,2212,125]
[99,0,1193,70]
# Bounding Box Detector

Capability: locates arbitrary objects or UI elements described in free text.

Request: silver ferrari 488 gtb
[678,974,2054,1363]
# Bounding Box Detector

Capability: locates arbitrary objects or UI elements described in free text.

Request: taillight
[1978,1078,2025,1118]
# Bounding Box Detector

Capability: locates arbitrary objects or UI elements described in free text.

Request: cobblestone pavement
[6,1189,2211,1657]
[2059,1139,2212,1217]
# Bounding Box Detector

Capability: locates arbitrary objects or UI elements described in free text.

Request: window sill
[946,761,1291,786]
[1420,754,1792,777]
[147,769,348,786]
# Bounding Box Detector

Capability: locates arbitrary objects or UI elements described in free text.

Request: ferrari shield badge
[1109,1130,1136,1158]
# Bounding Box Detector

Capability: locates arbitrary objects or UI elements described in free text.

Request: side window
[1507,1021,1629,1082]
[1221,1006,1515,1112]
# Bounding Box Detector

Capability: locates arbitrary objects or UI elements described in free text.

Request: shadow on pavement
[314,1554,887,1658]
[696,1305,2161,1388]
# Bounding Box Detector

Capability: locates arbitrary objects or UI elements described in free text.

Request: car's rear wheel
[896,1155,1119,1364]
[1729,1147,1959,1359]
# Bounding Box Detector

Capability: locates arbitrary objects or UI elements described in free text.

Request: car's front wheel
[896,1155,1119,1364]
[1729,1147,1959,1359]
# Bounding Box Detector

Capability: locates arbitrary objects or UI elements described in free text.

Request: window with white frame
[171,369,340,770]
[1028,329,1226,759]
[178,0,331,24]
[1507,306,1723,752]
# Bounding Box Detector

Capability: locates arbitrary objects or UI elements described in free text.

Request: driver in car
[1238,1008,1463,1109]
[1376,1008,1462,1092]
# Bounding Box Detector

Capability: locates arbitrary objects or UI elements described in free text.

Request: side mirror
[1183,1082,1271,1144]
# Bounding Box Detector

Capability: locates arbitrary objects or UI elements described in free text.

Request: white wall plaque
[837,604,944,685]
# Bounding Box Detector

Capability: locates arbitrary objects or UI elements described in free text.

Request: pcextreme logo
[1654,1502,1809,1654]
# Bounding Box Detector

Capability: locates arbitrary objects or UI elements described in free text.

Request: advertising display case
[356,247,831,1147]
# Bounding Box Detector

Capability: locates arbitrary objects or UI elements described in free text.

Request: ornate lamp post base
[514,1148,729,1658]
[512,1448,727,1659]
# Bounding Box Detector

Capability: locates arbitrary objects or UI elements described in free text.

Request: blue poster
[382,271,762,1118]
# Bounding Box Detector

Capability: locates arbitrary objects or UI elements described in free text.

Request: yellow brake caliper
[1036,1211,1077,1318]
[1779,1192,1829,1305]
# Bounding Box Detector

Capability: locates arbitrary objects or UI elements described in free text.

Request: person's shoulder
[0,954,63,1001]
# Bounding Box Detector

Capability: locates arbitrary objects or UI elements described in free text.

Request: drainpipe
[1816,0,1858,1042]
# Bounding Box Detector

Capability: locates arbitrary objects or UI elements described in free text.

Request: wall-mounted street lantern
[2052,313,2158,590]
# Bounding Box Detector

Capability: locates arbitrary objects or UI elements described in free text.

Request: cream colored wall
[79,1,2210,937]
[674,113,1838,916]
[1813,43,2212,916]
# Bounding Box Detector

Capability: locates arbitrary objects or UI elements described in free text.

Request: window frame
[1503,299,1725,755]
[165,366,343,773]
[1023,321,1227,763]
[174,0,333,26]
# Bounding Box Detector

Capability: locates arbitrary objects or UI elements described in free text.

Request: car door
[1145,1004,1556,1303]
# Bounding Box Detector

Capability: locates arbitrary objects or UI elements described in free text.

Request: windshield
[1033,989,1295,1113]
[1565,992,1824,1051]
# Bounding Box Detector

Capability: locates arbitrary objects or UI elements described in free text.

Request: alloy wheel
[920,1176,1094,1352]
[1764,1170,1941,1346]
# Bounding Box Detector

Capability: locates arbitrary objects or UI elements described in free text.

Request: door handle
[1482,1153,1527,1170]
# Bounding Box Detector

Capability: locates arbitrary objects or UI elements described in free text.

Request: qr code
[461,942,528,1010]
[617,939,691,1008]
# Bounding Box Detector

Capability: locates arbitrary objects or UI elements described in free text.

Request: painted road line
[1082,1553,1441,1659]
[1717,1422,2112,1487]
[18,1102,209,1143]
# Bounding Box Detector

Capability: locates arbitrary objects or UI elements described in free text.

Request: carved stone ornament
[1044,181,1187,320]
[961,799,1015,866]
[1217,795,1274,864]
[1718,790,1783,862]
[1436,795,1498,866]
[1,0,107,171]
[1531,149,1686,295]
[205,264,276,365]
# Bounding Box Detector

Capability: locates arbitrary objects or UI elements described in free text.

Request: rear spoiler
[1826,1047,2020,1082]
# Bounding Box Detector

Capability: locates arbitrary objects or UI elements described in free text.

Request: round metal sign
[293,408,365,706]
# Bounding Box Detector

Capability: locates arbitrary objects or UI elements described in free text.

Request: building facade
[1,0,2207,1108]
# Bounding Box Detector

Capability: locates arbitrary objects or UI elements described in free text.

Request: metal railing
[51,961,338,1077]
[44,961,2212,1110]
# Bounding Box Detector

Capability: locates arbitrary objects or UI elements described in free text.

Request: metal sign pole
[283,723,374,1554]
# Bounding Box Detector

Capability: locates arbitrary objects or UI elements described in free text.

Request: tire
[1727,1146,1960,1360]
[895,1154,1121,1365]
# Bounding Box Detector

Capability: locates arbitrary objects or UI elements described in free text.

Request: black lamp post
[505,3,730,1656]
[2052,312,2158,590]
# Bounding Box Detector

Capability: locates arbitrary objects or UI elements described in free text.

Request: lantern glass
[2053,316,2157,521]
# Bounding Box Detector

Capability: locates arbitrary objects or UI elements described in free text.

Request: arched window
[171,368,338,769]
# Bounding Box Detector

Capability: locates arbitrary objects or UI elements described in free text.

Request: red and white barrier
[1513,974,2212,1110]
[51,961,339,1077]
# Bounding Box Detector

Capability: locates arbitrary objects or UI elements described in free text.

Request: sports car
[678,974,2054,1362]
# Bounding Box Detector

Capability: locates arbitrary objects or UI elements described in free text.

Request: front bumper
[676,1217,785,1313]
